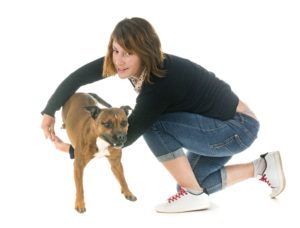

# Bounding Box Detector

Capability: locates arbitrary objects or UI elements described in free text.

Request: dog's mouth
[100,135,126,149]
[109,140,125,149]
[111,143,124,149]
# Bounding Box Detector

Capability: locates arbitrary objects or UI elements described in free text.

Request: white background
[0,0,299,227]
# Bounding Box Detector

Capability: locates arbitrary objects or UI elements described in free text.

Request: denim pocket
[209,134,248,156]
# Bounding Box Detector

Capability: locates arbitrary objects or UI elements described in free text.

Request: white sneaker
[155,187,210,213]
[259,151,286,198]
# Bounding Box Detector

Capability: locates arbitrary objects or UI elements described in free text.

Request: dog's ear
[84,106,101,119]
[120,105,132,116]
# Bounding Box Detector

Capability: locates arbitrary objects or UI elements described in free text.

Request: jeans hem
[221,167,227,189]
[157,148,185,162]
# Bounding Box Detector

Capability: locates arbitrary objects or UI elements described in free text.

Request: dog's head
[84,105,132,148]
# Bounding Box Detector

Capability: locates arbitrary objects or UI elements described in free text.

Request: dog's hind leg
[106,148,137,201]
[74,153,93,213]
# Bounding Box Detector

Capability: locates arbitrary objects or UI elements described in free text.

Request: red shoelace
[259,174,271,186]
[168,187,188,203]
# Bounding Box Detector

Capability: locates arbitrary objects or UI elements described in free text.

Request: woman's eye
[112,48,133,57]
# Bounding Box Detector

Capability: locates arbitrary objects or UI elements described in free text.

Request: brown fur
[62,92,136,213]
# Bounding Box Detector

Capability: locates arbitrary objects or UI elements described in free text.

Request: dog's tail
[88,93,112,108]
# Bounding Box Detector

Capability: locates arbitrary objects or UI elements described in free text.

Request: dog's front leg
[74,156,89,213]
[107,148,137,201]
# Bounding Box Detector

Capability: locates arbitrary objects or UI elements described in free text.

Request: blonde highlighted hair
[103,17,165,83]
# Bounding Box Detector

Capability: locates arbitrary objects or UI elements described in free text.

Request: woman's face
[112,40,141,79]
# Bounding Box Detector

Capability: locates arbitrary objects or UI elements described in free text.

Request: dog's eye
[102,121,113,129]
[120,120,128,127]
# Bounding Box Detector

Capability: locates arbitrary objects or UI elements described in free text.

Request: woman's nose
[114,53,126,66]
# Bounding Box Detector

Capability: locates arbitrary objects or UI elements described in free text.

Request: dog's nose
[116,134,127,143]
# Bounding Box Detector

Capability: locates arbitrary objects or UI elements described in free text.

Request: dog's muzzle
[102,133,127,148]
[112,134,127,148]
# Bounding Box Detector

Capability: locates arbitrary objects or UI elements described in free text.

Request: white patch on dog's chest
[94,138,110,158]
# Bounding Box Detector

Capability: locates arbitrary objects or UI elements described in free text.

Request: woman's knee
[143,123,182,159]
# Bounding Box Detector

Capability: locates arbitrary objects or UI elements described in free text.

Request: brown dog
[61,92,136,213]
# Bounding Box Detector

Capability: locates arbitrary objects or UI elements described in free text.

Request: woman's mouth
[117,68,128,73]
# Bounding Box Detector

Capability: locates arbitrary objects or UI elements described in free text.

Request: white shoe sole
[156,202,210,213]
[155,193,210,213]
[270,151,286,198]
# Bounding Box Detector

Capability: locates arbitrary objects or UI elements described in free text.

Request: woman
[41,17,286,213]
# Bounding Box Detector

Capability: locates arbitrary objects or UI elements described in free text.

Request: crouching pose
[41,17,286,213]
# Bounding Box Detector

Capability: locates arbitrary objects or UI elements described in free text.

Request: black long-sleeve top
[42,54,239,147]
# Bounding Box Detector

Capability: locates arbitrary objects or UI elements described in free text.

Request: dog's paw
[125,195,137,201]
[75,201,86,213]
[122,189,137,201]
[75,206,86,213]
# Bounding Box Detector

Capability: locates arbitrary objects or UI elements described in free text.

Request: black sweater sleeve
[41,57,105,117]
[124,77,171,147]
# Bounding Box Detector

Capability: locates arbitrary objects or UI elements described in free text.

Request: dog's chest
[94,138,110,158]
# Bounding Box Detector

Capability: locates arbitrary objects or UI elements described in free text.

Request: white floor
[1,0,299,227]
[0,133,298,228]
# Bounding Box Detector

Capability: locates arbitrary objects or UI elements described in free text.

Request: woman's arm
[53,136,74,159]
[41,57,105,144]
[41,57,105,117]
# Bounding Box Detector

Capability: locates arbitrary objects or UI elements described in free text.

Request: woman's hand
[41,114,56,141]
[41,114,71,154]
[53,136,71,153]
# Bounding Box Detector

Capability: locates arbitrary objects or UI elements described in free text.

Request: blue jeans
[143,112,260,194]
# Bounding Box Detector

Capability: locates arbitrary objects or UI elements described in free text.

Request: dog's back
[62,93,99,148]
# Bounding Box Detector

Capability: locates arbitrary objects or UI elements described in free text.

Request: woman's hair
[103,17,165,83]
